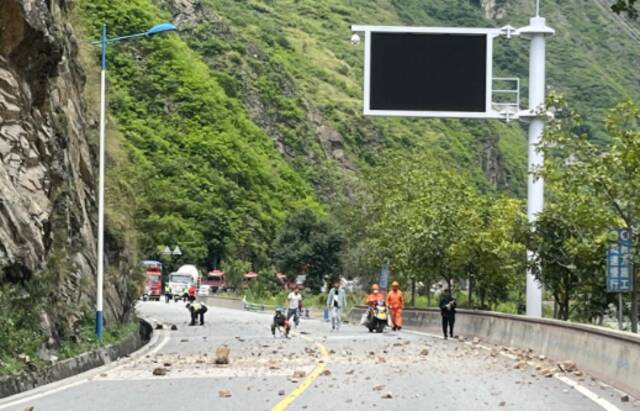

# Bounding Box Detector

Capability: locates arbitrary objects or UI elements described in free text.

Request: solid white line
[0,323,168,410]
[400,328,444,339]
[0,379,89,410]
[554,374,622,411]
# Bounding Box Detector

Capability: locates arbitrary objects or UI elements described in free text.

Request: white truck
[168,264,200,301]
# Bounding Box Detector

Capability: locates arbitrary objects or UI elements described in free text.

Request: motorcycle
[367,300,389,333]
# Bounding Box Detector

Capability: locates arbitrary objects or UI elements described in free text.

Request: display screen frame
[353,25,502,119]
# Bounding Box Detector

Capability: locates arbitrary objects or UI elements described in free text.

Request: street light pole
[94,22,176,340]
[96,24,107,340]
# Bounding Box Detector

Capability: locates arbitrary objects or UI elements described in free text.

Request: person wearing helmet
[365,283,385,327]
[366,284,385,307]
[386,281,405,331]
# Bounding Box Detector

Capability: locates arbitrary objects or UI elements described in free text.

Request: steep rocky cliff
[0,2,144,362]
[0,0,95,291]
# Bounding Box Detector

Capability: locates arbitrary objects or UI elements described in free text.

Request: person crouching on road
[286,286,303,328]
[327,281,346,331]
[271,308,291,338]
[187,300,208,326]
[386,281,405,331]
[439,288,456,339]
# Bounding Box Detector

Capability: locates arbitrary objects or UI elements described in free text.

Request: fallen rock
[558,360,576,373]
[373,384,385,391]
[163,362,172,367]
[218,389,232,398]
[22,407,34,411]
[574,371,583,377]
[278,390,285,396]
[170,325,178,331]
[498,401,506,407]
[381,392,393,399]
[292,370,306,379]
[321,369,331,376]
[420,348,429,356]
[152,367,168,376]
[180,338,188,343]
[215,345,230,365]
[346,369,355,375]
[621,394,630,403]
[155,324,164,330]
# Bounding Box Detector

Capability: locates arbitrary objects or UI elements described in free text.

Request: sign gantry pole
[519,16,554,318]
[351,4,554,319]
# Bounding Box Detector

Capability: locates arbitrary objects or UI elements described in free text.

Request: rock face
[0,1,95,299]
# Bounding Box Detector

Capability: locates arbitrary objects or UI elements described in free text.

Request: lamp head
[147,23,177,36]
[350,33,360,45]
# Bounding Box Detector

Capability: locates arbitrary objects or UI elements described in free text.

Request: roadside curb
[0,319,152,399]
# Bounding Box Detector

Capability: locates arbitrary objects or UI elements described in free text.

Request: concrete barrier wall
[0,319,152,399]
[349,306,640,398]
[204,295,245,310]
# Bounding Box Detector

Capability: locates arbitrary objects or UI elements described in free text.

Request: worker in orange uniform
[386,281,405,331]
[365,284,385,326]
[366,284,385,307]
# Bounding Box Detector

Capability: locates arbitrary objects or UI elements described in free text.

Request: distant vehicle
[197,285,211,296]
[168,264,200,300]
[203,269,225,292]
[141,260,163,301]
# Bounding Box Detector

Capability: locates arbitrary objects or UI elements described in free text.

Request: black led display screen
[369,32,488,112]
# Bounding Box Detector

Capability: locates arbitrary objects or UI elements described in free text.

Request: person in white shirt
[326,281,346,331]
[286,286,303,327]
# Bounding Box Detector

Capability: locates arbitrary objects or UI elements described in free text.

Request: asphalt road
[1,301,638,411]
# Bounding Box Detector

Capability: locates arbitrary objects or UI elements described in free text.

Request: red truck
[142,260,163,301]
[203,269,225,292]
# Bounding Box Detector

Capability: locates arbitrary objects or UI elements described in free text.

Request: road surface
[1,301,637,411]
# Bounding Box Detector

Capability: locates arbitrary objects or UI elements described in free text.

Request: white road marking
[402,327,624,411]
[0,322,168,410]
[400,328,444,339]
[555,374,622,411]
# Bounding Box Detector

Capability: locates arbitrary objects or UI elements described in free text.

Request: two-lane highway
[1,301,636,411]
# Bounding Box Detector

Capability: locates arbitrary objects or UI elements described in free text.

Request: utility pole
[519,11,554,318]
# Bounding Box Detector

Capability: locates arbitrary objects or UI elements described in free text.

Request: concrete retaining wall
[0,319,152,399]
[349,306,640,398]
[204,295,245,310]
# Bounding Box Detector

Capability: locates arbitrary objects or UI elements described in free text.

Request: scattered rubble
[152,367,168,376]
[215,345,230,365]
[557,360,576,373]
[292,370,306,379]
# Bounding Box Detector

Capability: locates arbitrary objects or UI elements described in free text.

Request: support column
[520,16,554,318]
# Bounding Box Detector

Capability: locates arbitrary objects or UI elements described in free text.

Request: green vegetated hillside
[76,0,640,270]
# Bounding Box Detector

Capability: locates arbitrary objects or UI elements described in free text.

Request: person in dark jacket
[439,288,456,339]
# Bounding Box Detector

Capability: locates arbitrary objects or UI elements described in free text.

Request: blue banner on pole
[379,263,389,290]
[607,228,633,293]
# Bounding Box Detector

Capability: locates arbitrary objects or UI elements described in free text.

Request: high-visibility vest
[192,303,202,311]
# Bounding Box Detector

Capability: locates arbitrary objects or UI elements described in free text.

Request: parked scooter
[367,300,389,333]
